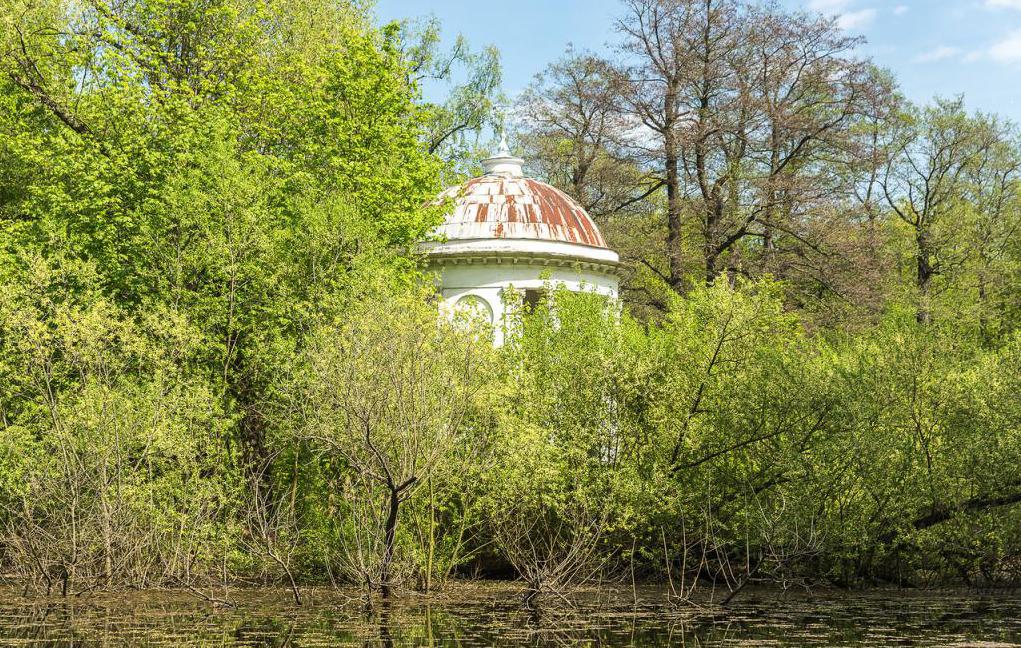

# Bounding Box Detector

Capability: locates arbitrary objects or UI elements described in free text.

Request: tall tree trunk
[665,128,684,293]
[705,250,719,286]
[762,143,780,276]
[978,273,988,341]
[704,197,724,285]
[916,226,934,324]
[229,349,275,506]
[977,257,991,343]
[380,486,400,599]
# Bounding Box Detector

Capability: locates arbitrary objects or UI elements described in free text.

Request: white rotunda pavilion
[421,140,621,344]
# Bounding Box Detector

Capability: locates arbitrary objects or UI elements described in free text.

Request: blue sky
[374,0,1021,122]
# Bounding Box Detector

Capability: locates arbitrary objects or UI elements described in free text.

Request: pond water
[0,582,1020,647]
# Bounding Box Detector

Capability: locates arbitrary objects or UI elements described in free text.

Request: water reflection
[0,584,1020,646]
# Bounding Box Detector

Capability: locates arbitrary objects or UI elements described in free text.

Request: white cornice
[422,238,620,265]
[422,244,624,278]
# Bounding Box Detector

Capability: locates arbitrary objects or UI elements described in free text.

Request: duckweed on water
[1,583,1021,647]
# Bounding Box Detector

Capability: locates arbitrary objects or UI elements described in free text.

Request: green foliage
[0,0,454,591]
[2,0,1021,600]
[394,15,503,170]
[0,255,240,590]
[280,285,492,593]
[481,279,1021,590]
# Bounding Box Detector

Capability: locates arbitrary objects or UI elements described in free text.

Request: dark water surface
[1,582,1020,647]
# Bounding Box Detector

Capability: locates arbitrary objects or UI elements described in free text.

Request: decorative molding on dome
[424,252,624,278]
[421,238,624,277]
[423,238,618,262]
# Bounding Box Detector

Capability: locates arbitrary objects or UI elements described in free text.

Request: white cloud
[837,8,877,30]
[965,30,1021,64]
[989,29,1021,62]
[893,5,909,15]
[985,0,1021,9]
[809,0,852,10]
[807,0,877,30]
[912,46,961,63]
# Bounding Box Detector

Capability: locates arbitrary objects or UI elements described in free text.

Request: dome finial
[497,128,512,157]
[482,118,524,178]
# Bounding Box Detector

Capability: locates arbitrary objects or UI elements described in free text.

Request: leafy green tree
[883,98,1010,324]
[394,15,503,169]
[283,287,490,598]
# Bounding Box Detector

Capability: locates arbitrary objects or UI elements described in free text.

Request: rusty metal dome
[433,175,608,249]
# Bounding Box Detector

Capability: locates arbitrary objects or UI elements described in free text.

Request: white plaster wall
[431,262,619,346]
